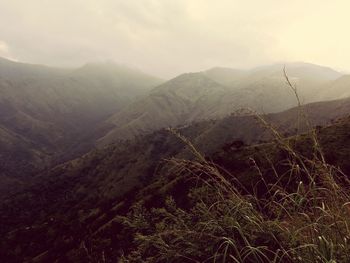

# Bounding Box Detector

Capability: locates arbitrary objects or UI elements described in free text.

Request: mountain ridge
[96,62,348,146]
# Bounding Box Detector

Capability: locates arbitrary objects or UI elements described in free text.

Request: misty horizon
[1,55,348,79]
[1,0,350,78]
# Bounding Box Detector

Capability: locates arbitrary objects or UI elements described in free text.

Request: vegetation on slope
[0,57,163,197]
[1,63,350,262]
[1,108,350,262]
[117,115,350,262]
[98,62,346,145]
[110,77,350,262]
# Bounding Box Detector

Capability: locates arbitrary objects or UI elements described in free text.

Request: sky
[0,0,349,78]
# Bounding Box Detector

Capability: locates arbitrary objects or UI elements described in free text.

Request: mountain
[317,74,350,100]
[0,58,162,133]
[97,73,229,145]
[42,96,350,203]
[1,97,350,262]
[1,59,348,197]
[0,57,162,197]
[1,59,350,261]
[97,62,344,145]
[249,62,341,80]
[192,96,350,154]
[203,67,247,86]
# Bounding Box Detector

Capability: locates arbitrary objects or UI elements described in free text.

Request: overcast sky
[0,0,349,78]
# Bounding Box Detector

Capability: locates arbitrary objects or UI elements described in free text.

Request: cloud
[0,0,350,77]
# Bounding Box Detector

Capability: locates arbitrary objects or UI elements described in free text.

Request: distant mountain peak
[151,71,225,95]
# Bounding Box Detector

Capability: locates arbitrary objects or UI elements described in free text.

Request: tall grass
[121,69,350,262]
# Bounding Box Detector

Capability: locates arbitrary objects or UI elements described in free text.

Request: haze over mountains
[1,56,350,262]
[3,0,350,261]
[98,62,345,145]
[0,57,162,195]
[1,57,349,171]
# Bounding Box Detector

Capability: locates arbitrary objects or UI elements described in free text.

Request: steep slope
[218,62,343,112]
[316,74,350,100]
[97,62,344,145]
[193,96,350,154]
[0,57,162,196]
[0,58,162,135]
[97,73,229,145]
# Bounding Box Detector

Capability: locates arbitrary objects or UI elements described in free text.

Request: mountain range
[97,62,346,145]
[0,57,350,262]
[0,58,162,196]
